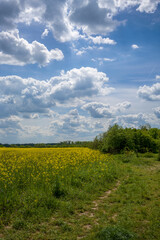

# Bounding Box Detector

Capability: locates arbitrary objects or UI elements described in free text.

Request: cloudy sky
[0,0,160,143]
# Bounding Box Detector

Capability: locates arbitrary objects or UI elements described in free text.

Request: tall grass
[0,148,119,226]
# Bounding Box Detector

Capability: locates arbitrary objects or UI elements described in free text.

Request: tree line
[0,141,92,148]
[92,124,160,153]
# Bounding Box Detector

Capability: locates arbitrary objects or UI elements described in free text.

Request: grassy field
[0,148,160,240]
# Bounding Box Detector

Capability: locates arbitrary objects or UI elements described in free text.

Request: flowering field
[0,147,110,187]
[0,147,114,227]
[0,148,159,240]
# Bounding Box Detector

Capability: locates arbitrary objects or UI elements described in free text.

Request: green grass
[0,151,160,239]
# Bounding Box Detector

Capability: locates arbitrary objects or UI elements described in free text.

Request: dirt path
[77,180,122,239]
[76,160,160,240]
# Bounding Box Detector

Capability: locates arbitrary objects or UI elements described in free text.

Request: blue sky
[0,0,160,143]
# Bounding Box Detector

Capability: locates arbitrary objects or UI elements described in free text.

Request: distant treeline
[92,124,160,153]
[0,141,92,148]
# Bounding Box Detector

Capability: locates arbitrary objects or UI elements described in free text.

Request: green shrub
[157,149,160,161]
[121,151,137,163]
[52,177,66,198]
[101,125,128,153]
[143,152,154,158]
[93,124,160,154]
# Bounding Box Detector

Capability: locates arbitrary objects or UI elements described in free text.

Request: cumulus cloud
[99,0,160,14]
[49,67,113,102]
[0,0,160,42]
[153,107,160,118]
[0,75,54,118]
[41,28,49,38]
[0,0,20,30]
[0,116,21,129]
[73,45,103,56]
[89,36,116,45]
[0,67,113,118]
[0,115,25,143]
[41,0,80,42]
[69,0,121,36]
[50,109,104,137]
[136,0,160,13]
[111,113,150,128]
[156,75,160,80]
[116,101,131,111]
[82,101,131,118]
[131,44,139,49]
[0,30,64,66]
[50,110,90,134]
[82,102,112,118]
[138,83,160,101]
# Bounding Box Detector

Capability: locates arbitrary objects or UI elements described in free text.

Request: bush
[121,151,137,163]
[101,125,127,153]
[93,124,160,154]
[157,149,160,161]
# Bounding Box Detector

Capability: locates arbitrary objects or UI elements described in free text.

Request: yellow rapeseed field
[0,147,111,189]
[0,147,115,229]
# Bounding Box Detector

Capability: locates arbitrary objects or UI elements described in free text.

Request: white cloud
[0,75,54,117]
[0,0,159,45]
[73,45,104,56]
[131,44,139,49]
[0,30,64,66]
[110,113,150,128]
[76,50,86,56]
[50,111,89,135]
[41,0,80,42]
[69,0,121,36]
[0,116,21,129]
[82,101,131,118]
[82,102,112,118]
[41,28,49,38]
[0,0,159,44]
[156,75,160,81]
[153,107,160,118]
[0,0,20,30]
[49,67,113,102]
[50,109,105,138]
[98,0,160,14]
[0,67,113,118]
[138,83,160,101]
[89,36,116,45]
[98,57,115,64]
[136,0,160,13]
[116,101,131,111]
[0,115,23,143]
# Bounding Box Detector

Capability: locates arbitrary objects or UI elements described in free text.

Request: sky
[0,0,160,144]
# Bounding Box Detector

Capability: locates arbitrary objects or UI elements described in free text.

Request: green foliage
[93,124,160,154]
[52,177,66,198]
[12,219,27,230]
[121,151,137,163]
[157,149,160,161]
[149,128,159,139]
[0,141,93,148]
[96,226,135,240]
